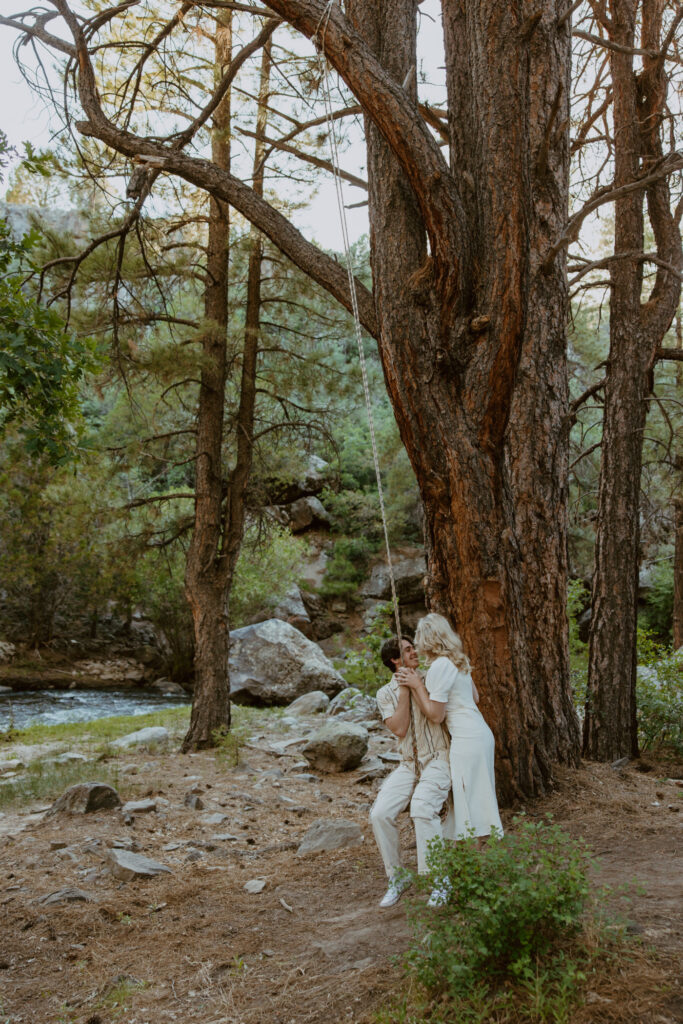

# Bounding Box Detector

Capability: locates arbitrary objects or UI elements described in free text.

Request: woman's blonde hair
[414,613,471,672]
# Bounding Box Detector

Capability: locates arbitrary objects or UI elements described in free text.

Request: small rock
[105,849,172,881]
[111,837,140,851]
[0,760,25,774]
[211,833,239,842]
[48,783,121,816]
[111,727,170,749]
[53,752,87,765]
[49,840,68,851]
[201,813,228,826]
[611,757,630,770]
[244,878,267,894]
[119,764,139,776]
[121,799,157,816]
[302,721,369,773]
[286,691,331,716]
[184,793,204,811]
[297,819,363,857]
[38,887,92,906]
[185,849,204,862]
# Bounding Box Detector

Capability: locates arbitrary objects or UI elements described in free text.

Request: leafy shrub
[230,526,305,626]
[567,578,589,711]
[320,486,383,541]
[636,630,683,756]
[397,820,612,1023]
[639,559,674,642]
[408,822,593,995]
[319,536,375,603]
[337,601,396,695]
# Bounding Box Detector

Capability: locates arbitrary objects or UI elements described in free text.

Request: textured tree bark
[675,497,683,650]
[183,14,233,750]
[584,0,682,760]
[347,0,580,802]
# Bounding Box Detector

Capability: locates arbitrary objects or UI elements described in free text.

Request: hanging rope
[313,2,405,654]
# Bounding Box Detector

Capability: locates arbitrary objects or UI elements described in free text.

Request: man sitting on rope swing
[370,635,454,908]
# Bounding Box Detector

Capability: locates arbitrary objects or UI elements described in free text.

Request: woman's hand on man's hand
[397,667,421,689]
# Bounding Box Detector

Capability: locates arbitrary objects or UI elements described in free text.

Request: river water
[0,688,189,731]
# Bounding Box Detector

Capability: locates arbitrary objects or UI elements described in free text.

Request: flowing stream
[0,688,189,731]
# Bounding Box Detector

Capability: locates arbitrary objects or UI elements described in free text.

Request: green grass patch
[0,704,191,746]
[0,755,137,811]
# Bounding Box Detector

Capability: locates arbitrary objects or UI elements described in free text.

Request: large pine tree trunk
[183,15,233,749]
[349,0,580,802]
[584,0,682,759]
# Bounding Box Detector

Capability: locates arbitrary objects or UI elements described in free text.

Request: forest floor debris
[0,707,680,1023]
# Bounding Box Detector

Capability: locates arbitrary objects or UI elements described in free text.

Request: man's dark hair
[380,634,414,671]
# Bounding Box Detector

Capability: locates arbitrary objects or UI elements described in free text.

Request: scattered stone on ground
[297,818,364,857]
[120,799,157,815]
[38,887,92,905]
[105,849,172,881]
[184,793,204,810]
[112,726,170,749]
[302,720,369,772]
[48,782,121,815]
[244,878,267,894]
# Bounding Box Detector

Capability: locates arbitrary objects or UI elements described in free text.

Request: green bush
[636,630,683,756]
[336,600,396,695]
[640,559,674,642]
[398,820,611,1022]
[319,536,375,603]
[567,578,589,710]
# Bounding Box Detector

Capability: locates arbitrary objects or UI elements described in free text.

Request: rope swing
[314,1,405,652]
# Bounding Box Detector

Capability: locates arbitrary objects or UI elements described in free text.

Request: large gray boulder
[302,720,369,772]
[360,551,427,604]
[48,782,121,815]
[229,620,345,706]
[297,819,363,856]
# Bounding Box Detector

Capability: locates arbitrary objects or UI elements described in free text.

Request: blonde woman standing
[397,613,503,842]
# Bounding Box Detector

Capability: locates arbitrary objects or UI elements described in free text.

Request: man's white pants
[370,760,452,877]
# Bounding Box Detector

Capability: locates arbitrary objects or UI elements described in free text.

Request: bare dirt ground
[0,713,681,1024]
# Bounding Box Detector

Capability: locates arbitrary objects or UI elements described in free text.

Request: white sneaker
[379,874,411,908]
[427,878,452,907]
